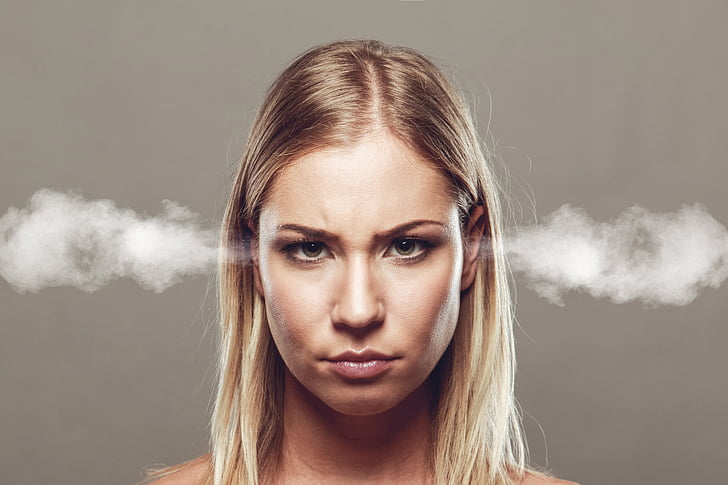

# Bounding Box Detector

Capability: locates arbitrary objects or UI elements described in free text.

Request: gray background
[1,1,726,484]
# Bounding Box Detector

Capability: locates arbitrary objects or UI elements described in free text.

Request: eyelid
[383,237,432,260]
[281,239,332,264]
[278,235,435,265]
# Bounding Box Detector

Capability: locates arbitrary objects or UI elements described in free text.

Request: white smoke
[0,189,218,293]
[3,191,727,305]
[507,204,728,306]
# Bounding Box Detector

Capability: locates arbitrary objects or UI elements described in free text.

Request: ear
[247,223,264,297]
[461,205,486,291]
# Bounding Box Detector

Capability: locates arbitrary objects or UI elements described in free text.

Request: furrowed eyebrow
[276,224,338,241]
[375,220,448,240]
[275,220,447,242]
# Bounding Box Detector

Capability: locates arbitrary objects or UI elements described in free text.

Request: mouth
[326,349,397,362]
[324,349,399,379]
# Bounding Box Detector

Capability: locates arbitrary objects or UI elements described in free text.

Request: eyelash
[280,237,433,265]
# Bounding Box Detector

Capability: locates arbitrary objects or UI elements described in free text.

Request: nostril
[331,300,385,329]
[331,286,385,329]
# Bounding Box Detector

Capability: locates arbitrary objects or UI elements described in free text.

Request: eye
[300,241,324,258]
[385,238,429,259]
[282,240,331,263]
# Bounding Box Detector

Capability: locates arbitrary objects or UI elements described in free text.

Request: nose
[331,256,385,330]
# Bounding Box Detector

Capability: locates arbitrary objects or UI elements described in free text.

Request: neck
[273,370,434,484]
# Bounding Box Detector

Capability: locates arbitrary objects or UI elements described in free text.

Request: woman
[146,39,576,485]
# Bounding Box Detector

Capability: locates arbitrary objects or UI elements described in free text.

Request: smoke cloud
[0,189,218,293]
[2,191,727,306]
[506,204,728,306]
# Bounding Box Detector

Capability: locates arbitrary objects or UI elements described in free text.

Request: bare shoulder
[144,455,210,485]
[518,472,580,485]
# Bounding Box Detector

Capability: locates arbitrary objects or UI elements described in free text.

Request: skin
[253,130,482,483]
[147,131,579,485]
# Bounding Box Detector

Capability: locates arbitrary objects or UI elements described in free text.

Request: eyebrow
[275,220,448,243]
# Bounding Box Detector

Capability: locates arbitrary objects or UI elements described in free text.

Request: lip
[325,349,398,379]
[328,349,396,362]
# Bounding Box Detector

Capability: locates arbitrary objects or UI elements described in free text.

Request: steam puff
[0,189,218,293]
[4,191,727,304]
[507,204,728,306]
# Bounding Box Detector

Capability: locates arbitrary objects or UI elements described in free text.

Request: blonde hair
[149,39,529,485]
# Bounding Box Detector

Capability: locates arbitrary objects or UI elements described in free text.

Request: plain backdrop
[1,1,727,484]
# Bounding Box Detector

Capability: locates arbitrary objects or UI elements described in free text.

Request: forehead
[260,132,457,234]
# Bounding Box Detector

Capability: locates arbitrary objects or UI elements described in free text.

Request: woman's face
[254,131,480,416]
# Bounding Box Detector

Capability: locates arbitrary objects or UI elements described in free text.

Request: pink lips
[325,350,397,379]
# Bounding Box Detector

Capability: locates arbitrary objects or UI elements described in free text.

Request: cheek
[388,261,462,356]
[260,259,330,355]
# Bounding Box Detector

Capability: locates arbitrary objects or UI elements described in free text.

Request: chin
[318,379,429,418]
[325,395,401,416]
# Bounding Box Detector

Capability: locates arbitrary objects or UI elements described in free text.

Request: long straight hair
[209,39,526,485]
